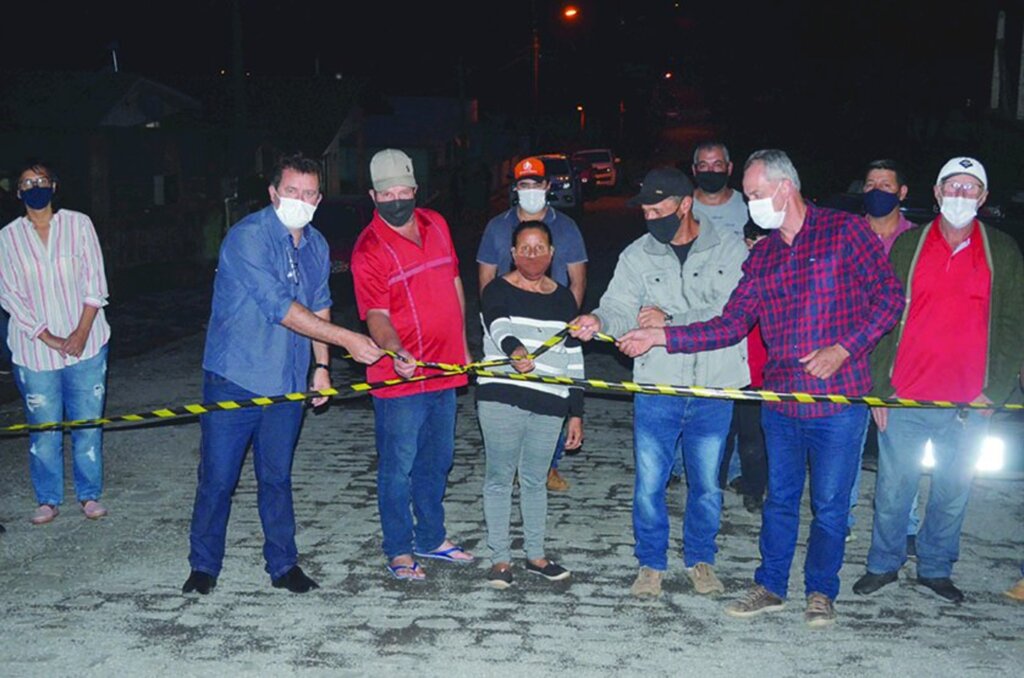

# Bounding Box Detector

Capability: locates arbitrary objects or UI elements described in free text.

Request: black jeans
[719,400,767,498]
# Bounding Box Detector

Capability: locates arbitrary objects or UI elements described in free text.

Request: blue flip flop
[413,544,475,564]
[387,561,425,581]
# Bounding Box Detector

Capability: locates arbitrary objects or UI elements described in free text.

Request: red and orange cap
[514,157,546,182]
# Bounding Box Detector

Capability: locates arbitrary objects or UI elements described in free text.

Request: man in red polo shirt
[853,157,1024,604]
[351,149,474,581]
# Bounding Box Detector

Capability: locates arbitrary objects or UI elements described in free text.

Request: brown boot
[546,468,569,492]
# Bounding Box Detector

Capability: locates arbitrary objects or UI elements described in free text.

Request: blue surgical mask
[863,189,900,218]
[22,186,53,210]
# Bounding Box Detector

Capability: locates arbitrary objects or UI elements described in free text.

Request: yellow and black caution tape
[467,368,1023,411]
[381,327,576,373]
[3,325,1018,436]
[0,370,464,435]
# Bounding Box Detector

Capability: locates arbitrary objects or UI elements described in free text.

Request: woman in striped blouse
[477,221,584,588]
[0,162,111,525]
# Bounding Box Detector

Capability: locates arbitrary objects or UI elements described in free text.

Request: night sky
[4,0,1024,190]
[4,2,1014,98]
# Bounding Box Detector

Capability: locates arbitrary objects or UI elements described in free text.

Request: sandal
[414,543,475,563]
[387,561,426,581]
[30,504,59,525]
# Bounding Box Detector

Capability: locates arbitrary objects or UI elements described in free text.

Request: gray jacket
[594,220,750,388]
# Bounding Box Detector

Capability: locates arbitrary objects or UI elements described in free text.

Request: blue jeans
[189,371,304,579]
[756,405,867,600]
[14,345,108,505]
[373,389,456,560]
[867,408,985,579]
[848,419,920,534]
[550,427,566,470]
[633,394,733,570]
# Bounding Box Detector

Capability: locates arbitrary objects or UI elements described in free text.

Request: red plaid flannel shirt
[665,204,904,418]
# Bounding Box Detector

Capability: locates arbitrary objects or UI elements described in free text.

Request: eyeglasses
[19,176,52,191]
[940,180,983,198]
[513,244,551,257]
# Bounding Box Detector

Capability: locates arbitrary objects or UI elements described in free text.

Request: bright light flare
[976,436,1005,472]
[563,6,579,20]
[922,439,936,469]
[921,436,1005,472]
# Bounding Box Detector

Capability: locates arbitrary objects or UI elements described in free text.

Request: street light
[532,3,582,113]
[577,104,585,132]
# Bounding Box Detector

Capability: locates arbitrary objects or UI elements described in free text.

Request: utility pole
[108,42,120,73]
[1017,17,1024,120]
[231,0,247,131]
[532,15,540,114]
[990,11,1006,115]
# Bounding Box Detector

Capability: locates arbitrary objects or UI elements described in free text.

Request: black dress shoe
[182,570,217,595]
[917,576,964,603]
[853,570,898,595]
[272,565,320,593]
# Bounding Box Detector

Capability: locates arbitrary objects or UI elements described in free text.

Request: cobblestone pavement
[1,331,1022,677]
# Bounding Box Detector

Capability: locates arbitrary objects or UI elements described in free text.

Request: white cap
[936,157,987,188]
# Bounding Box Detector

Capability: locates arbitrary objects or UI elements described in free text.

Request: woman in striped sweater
[477,221,584,588]
[0,162,111,525]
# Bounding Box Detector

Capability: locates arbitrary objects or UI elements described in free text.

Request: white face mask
[939,196,977,230]
[517,188,547,214]
[748,183,785,230]
[275,196,317,230]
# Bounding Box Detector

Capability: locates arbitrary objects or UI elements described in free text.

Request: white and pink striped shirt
[0,209,111,371]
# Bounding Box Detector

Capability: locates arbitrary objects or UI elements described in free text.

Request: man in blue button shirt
[183,155,383,595]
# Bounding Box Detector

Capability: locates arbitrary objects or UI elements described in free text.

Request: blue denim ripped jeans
[14,345,108,506]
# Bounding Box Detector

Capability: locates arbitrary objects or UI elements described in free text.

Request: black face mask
[376,198,416,227]
[646,212,681,244]
[695,171,729,194]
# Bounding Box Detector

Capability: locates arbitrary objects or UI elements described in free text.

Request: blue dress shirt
[203,205,332,396]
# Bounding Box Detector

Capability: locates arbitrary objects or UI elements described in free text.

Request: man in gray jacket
[572,167,749,598]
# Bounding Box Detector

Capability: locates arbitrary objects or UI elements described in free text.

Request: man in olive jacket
[853,157,1024,604]
[572,167,749,599]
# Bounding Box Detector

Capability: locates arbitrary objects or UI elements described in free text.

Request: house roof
[330,96,474,151]
[0,70,200,129]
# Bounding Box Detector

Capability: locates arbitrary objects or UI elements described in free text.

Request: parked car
[571,157,599,200]
[572,148,620,188]
[311,194,375,274]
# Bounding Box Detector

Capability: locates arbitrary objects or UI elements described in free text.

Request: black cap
[628,167,694,206]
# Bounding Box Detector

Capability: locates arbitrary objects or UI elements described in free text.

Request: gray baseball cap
[370,149,417,192]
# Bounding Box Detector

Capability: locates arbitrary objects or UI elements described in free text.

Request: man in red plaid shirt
[614,149,904,627]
